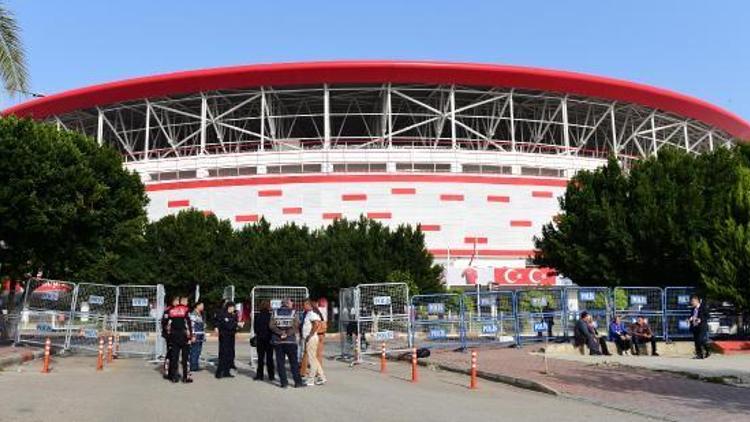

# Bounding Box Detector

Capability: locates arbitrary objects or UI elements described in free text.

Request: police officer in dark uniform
[215,301,243,378]
[166,296,193,383]
[161,296,179,379]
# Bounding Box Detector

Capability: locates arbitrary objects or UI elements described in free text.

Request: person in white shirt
[302,299,327,385]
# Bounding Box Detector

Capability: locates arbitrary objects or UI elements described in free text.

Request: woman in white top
[302,299,327,385]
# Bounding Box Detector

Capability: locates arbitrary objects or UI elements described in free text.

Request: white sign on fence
[534,322,549,332]
[373,296,392,306]
[579,291,596,302]
[427,303,445,314]
[41,292,59,301]
[88,295,105,305]
[630,295,648,306]
[131,298,149,307]
[374,330,394,341]
[429,328,447,339]
[677,295,690,305]
[84,329,98,338]
[270,299,282,310]
[481,324,498,334]
[531,297,548,308]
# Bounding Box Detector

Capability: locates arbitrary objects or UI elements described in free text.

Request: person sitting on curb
[630,316,659,356]
[609,315,632,355]
[573,311,601,355]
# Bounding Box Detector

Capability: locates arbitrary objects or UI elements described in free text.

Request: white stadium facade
[5,61,750,286]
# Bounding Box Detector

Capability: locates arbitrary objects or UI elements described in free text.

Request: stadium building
[5,61,750,286]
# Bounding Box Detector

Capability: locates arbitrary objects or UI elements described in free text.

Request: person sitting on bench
[630,316,659,356]
[609,315,632,355]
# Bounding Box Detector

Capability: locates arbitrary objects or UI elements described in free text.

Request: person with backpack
[301,299,327,385]
[270,298,305,388]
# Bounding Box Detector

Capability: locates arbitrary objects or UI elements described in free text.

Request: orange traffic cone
[107,336,113,363]
[411,348,418,383]
[470,350,478,389]
[40,338,51,373]
[96,338,104,371]
[380,343,387,373]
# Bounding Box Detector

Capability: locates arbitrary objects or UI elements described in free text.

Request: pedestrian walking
[689,294,711,359]
[270,298,304,388]
[252,300,275,381]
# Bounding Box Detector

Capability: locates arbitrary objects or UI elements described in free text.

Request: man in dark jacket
[689,294,711,359]
[270,298,304,388]
[573,311,601,355]
[215,301,243,378]
[252,300,275,381]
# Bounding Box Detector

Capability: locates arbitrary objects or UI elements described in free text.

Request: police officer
[215,301,243,378]
[166,296,193,383]
[270,298,305,388]
[161,296,179,379]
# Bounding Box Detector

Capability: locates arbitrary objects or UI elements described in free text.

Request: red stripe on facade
[419,224,441,232]
[428,249,535,258]
[487,195,510,203]
[367,212,391,219]
[391,187,416,195]
[258,189,283,197]
[510,220,533,227]
[464,237,488,244]
[283,207,302,215]
[440,194,465,201]
[532,191,554,198]
[342,193,367,201]
[167,200,190,208]
[145,174,569,192]
[235,214,259,223]
[322,212,342,220]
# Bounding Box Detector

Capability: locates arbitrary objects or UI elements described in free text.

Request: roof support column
[200,93,207,155]
[260,87,266,152]
[323,84,331,151]
[450,85,457,150]
[708,131,714,151]
[509,90,516,153]
[610,103,617,153]
[387,83,392,149]
[683,122,689,152]
[651,114,658,156]
[96,108,104,146]
[144,102,151,161]
[561,96,570,155]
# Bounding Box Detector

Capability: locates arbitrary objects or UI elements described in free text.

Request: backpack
[313,307,327,334]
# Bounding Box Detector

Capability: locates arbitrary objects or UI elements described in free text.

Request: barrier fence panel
[67,283,117,353]
[614,287,665,338]
[222,285,235,303]
[115,285,162,358]
[664,287,696,341]
[463,291,516,347]
[564,287,611,338]
[250,285,309,366]
[411,293,464,350]
[356,283,411,354]
[16,278,77,349]
[515,288,565,343]
[338,287,358,358]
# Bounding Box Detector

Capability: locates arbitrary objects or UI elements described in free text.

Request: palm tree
[0,3,27,95]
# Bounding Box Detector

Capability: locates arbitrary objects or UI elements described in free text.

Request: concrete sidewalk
[428,347,750,422]
[0,343,47,370]
[548,353,750,386]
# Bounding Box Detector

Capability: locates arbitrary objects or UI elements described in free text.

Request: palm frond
[0,4,27,94]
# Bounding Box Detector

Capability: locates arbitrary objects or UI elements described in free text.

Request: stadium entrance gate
[67,283,118,353]
[563,287,611,338]
[463,290,517,347]
[16,278,77,349]
[515,288,565,343]
[664,287,695,341]
[411,293,464,350]
[614,287,664,338]
[114,285,164,358]
[338,283,411,361]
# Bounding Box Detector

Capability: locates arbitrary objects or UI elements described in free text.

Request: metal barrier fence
[564,287,611,338]
[13,278,164,358]
[223,285,235,303]
[249,285,309,367]
[338,287,358,358]
[664,287,696,341]
[411,293,464,349]
[516,288,566,343]
[614,287,665,338]
[463,291,516,347]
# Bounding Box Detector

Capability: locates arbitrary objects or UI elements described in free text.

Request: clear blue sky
[4,1,750,120]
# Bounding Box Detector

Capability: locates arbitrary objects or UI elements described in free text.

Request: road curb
[421,359,560,396]
[0,348,47,370]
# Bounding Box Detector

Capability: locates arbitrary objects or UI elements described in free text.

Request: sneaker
[314,377,327,386]
[294,383,307,388]
[182,377,193,383]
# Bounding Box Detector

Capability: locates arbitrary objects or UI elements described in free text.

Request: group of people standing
[160,295,328,388]
[575,294,711,359]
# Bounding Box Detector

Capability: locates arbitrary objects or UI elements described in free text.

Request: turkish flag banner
[493,267,557,286]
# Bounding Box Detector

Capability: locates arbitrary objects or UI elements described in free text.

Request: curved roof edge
[4,60,750,140]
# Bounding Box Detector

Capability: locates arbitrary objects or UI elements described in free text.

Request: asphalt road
[0,353,652,422]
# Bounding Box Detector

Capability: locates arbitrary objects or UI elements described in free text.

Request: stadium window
[238,166,257,176]
[158,171,178,181]
[462,164,512,174]
[178,170,197,180]
[397,163,452,173]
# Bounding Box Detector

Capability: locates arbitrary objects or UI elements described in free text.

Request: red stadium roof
[4,61,750,140]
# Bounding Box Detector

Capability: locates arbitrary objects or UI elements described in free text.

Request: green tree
[0,118,147,308]
[0,4,28,95]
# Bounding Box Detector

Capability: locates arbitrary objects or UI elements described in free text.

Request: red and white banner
[493,267,556,286]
